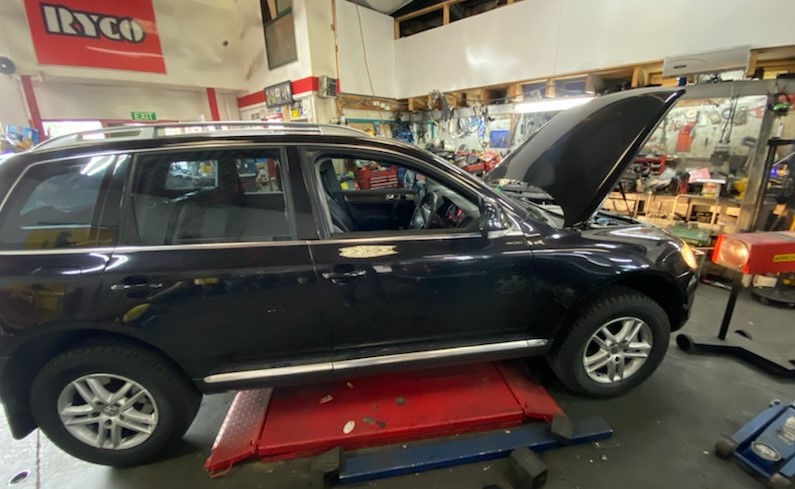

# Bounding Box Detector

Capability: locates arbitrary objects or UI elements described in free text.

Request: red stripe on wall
[237,76,332,109]
[206,88,221,121]
[237,90,266,109]
[292,76,319,94]
[20,75,45,138]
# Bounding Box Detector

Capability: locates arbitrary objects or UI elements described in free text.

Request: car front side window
[313,154,481,237]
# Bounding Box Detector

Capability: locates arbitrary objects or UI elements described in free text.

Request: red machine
[713,231,795,274]
[678,230,795,375]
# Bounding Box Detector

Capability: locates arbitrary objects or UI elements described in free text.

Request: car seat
[168,164,247,244]
[318,160,356,232]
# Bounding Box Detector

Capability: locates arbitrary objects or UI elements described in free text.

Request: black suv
[0,88,697,466]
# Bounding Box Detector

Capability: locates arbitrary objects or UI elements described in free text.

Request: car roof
[2,122,452,181]
[0,121,508,226]
[32,122,371,153]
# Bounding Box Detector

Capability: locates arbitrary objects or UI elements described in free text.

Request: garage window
[0,155,120,250]
[125,149,293,246]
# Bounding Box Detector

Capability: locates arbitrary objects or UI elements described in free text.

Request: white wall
[235,0,268,93]
[395,0,795,98]
[0,77,240,126]
[308,0,338,79]
[0,76,29,128]
[218,92,241,120]
[336,0,397,98]
[236,0,315,95]
[552,0,793,75]
[32,80,212,121]
[0,0,248,90]
[395,1,558,97]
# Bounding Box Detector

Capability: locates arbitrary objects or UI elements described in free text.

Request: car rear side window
[0,155,120,250]
[124,149,292,246]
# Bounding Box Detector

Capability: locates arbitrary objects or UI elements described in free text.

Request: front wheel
[31,343,201,466]
[548,286,670,397]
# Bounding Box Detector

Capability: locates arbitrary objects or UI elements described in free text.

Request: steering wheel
[410,190,440,229]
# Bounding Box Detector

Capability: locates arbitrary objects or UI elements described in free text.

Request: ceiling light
[514,97,593,114]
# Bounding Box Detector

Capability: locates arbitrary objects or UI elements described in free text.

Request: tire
[714,438,737,459]
[770,473,792,489]
[548,286,670,398]
[30,343,201,467]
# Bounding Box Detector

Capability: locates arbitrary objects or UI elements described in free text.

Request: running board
[203,339,548,384]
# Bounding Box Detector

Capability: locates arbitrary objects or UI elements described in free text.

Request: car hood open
[485,88,684,227]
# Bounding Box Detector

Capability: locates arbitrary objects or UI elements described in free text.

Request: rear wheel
[31,343,201,467]
[548,286,670,397]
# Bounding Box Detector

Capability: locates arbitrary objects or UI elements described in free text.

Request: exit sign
[131,111,157,121]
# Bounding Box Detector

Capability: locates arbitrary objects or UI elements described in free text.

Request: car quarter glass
[0,154,123,251]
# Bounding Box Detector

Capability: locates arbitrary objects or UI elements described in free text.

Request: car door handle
[110,282,163,291]
[322,269,366,284]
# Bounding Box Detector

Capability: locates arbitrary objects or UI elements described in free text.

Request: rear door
[96,146,327,383]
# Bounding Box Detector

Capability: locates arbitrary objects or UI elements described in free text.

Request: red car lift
[205,361,566,475]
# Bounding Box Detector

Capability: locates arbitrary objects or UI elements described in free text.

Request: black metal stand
[676,137,795,377]
[718,273,744,340]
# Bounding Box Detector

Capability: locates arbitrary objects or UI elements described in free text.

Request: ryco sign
[23,0,165,73]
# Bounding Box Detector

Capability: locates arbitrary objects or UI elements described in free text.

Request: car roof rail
[33,121,368,151]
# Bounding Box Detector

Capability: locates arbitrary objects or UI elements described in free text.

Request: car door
[303,146,538,356]
[96,146,327,383]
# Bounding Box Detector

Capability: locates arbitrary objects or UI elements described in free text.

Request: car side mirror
[480,197,510,235]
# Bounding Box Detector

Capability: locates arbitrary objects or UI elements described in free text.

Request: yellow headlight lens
[681,242,699,270]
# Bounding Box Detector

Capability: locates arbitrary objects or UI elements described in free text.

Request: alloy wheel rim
[57,373,159,450]
[582,316,653,384]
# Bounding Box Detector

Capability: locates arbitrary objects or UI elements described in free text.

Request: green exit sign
[130,111,157,121]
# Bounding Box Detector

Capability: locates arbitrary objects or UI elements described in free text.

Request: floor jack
[716,400,795,488]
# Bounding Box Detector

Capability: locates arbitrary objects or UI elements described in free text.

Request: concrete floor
[2,285,795,489]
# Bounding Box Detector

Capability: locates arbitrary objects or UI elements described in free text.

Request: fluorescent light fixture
[514,97,593,114]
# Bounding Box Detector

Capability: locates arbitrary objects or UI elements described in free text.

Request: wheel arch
[1,327,196,440]
[608,271,688,330]
[550,271,687,346]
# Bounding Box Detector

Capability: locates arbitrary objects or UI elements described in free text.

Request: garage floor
[2,285,795,489]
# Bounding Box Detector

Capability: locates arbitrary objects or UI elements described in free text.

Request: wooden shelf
[603,192,742,234]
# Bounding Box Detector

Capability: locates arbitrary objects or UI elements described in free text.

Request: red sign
[23,0,165,73]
